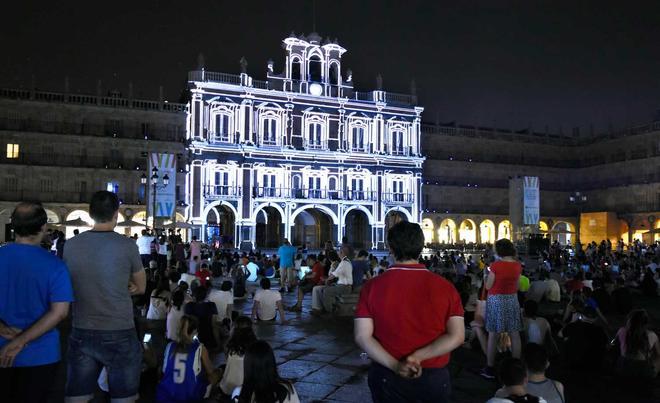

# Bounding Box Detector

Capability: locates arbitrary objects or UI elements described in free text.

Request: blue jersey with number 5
[156,340,208,402]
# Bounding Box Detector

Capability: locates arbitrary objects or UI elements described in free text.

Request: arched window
[307,122,324,149]
[329,63,339,85]
[291,58,302,81]
[213,113,232,142]
[308,56,322,82]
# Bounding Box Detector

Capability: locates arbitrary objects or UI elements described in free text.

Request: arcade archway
[344,209,371,249]
[498,220,512,240]
[206,205,236,248]
[480,220,496,244]
[421,218,435,245]
[551,221,574,245]
[255,206,283,249]
[438,218,457,244]
[293,208,334,249]
[459,219,477,243]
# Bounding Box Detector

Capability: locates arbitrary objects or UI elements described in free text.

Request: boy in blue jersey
[0,202,74,403]
[157,315,219,403]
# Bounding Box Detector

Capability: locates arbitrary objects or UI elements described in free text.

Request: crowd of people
[1,189,660,403]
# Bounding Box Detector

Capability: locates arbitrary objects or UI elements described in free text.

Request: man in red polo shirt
[355,221,464,403]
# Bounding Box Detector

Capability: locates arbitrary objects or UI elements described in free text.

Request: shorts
[65,328,142,402]
[299,279,316,294]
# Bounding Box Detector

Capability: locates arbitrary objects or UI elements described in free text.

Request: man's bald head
[11,202,48,237]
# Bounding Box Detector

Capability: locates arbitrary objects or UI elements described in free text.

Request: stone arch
[343,205,375,225]
[204,201,239,223]
[421,218,435,244]
[383,207,413,223]
[438,218,457,244]
[551,221,575,245]
[459,219,477,243]
[480,219,496,244]
[498,220,512,240]
[290,204,338,226]
[251,202,286,224]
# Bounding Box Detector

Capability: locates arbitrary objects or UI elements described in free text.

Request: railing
[0,87,186,113]
[303,141,328,150]
[204,185,242,199]
[382,193,414,204]
[353,91,373,102]
[253,80,269,89]
[251,187,378,201]
[385,92,416,106]
[188,70,241,85]
[0,117,186,142]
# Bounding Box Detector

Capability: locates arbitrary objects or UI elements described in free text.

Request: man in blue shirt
[0,201,74,402]
[277,239,297,292]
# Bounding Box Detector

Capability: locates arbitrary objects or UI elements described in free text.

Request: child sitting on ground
[487,357,547,403]
[522,343,564,403]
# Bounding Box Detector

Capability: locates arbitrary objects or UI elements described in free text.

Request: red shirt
[355,264,464,368]
[488,260,521,296]
[195,269,211,287]
[310,262,325,285]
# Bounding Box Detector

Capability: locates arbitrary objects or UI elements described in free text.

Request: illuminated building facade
[186,33,424,249]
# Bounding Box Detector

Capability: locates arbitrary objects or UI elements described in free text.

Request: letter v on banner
[148,153,176,219]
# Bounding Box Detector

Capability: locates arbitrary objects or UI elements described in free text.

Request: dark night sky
[2,1,660,132]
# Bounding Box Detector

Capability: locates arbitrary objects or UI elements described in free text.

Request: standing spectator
[157,235,169,269]
[482,239,523,380]
[189,235,202,270]
[352,249,372,292]
[277,239,297,293]
[63,191,146,402]
[355,221,464,403]
[252,278,286,323]
[137,229,155,268]
[0,202,73,403]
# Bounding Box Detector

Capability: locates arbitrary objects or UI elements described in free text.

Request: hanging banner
[523,176,540,225]
[148,153,176,218]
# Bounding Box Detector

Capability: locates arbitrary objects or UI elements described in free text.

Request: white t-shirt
[158,243,168,255]
[207,289,233,321]
[136,236,155,255]
[220,353,244,395]
[166,306,184,341]
[545,279,561,302]
[331,259,353,285]
[254,289,282,321]
[147,290,170,320]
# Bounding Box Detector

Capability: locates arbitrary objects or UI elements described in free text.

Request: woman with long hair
[481,238,523,380]
[615,309,660,378]
[219,316,258,396]
[156,315,219,402]
[166,289,185,342]
[147,274,172,365]
[238,340,300,403]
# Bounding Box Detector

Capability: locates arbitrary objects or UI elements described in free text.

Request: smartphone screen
[143,333,152,343]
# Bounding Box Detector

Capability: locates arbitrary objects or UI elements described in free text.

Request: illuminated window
[6,143,19,159]
[106,182,119,194]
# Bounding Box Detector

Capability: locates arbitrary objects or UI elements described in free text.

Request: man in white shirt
[311,245,353,315]
[252,278,286,323]
[207,280,234,322]
[136,229,155,268]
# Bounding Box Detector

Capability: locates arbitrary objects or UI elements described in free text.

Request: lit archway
[421,218,435,245]
[438,218,457,244]
[64,210,93,239]
[459,219,477,243]
[498,220,512,240]
[206,205,236,248]
[539,221,549,232]
[655,219,660,242]
[45,209,60,225]
[480,220,496,244]
[551,221,575,245]
[620,220,630,244]
[384,209,409,236]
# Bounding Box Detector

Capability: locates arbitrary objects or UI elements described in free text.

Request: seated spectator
[591,278,613,315]
[168,270,181,292]
[526,272,549,303]
[522,300,557,352]
[146,275,171,363]
[544,273,561,303]
[207,280,234,329]
[352,249,372,291]
[252,278,286,323]
[615,309,660,378]
[156,315,219,402]
[559,306,608,371]
[564,271,585,294]
[523,343,564,403]
[582,271,594,290]
[488,357,547,403]
[166,289,185,342]
[288,254,325,312]
[640,268,657,296]
[232,259,249,299]
[184,285,218,351]
[237,340,301,403]
[311,246,353,315]
[612,278,633,315]
[219,316,258,397]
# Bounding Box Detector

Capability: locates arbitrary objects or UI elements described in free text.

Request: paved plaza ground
[47,281,660,403]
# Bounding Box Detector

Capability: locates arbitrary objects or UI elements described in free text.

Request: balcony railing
[188,70,241,85]
[204,185,242,199]
[382,193,414,204]
[250,187,379,201]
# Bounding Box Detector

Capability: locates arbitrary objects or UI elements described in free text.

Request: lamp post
[569,191,587,245]
[142,167,169,231]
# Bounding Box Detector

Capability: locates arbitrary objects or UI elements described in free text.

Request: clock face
[309,83,323,96]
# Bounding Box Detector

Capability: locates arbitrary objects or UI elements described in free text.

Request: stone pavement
[230,284,495,403]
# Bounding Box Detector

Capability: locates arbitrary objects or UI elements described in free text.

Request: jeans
[65,328,142,403]
[368,362,451,403]
[0,362,59,403]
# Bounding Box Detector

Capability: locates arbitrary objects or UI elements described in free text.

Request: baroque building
[186,33,424,249]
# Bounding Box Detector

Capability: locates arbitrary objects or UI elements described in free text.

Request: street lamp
[146,167,170,230]
[569,191,587,245]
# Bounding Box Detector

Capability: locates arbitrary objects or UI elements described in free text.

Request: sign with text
[148,153,176,218]
[523,176,540,225]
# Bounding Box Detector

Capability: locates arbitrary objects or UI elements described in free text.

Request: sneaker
[479,366,496,380]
